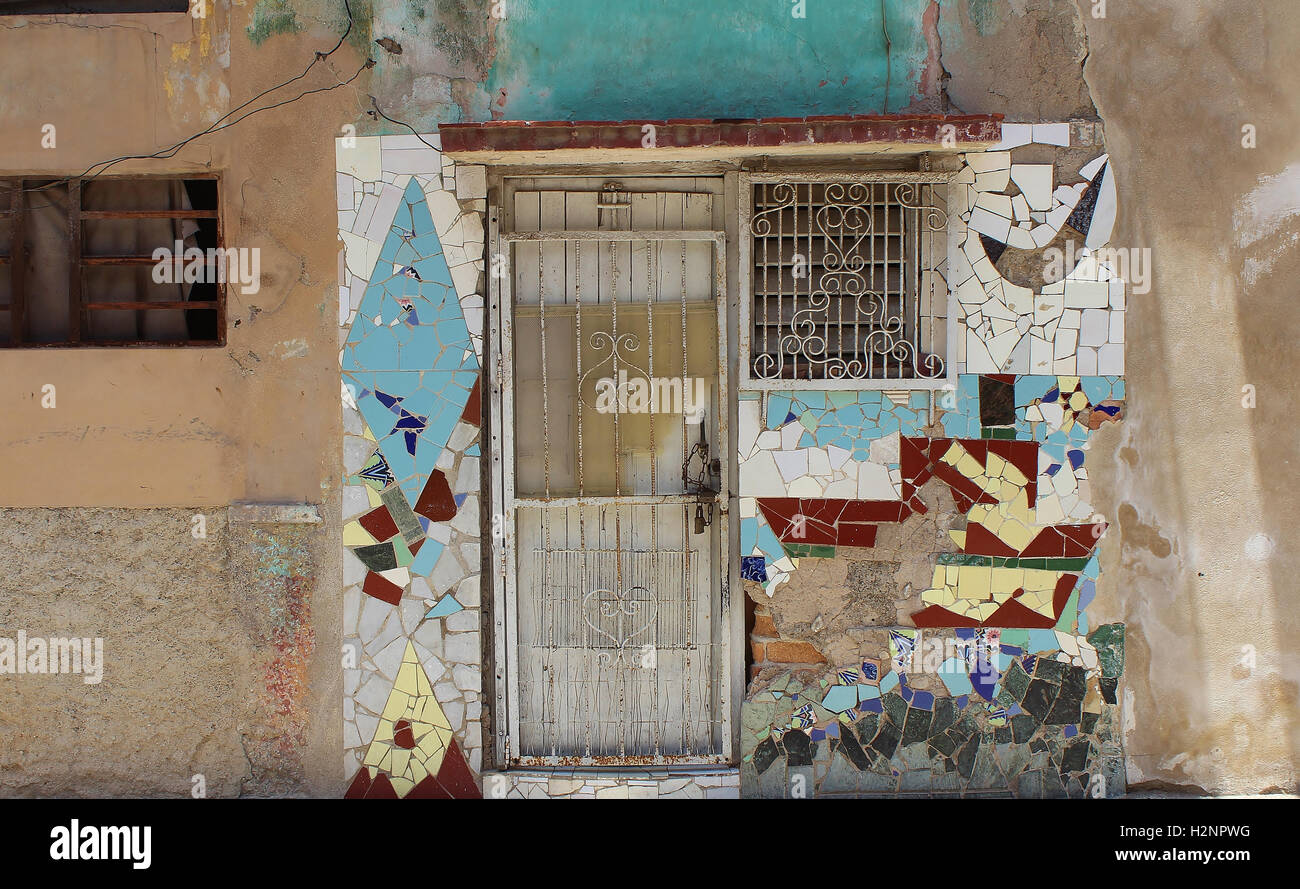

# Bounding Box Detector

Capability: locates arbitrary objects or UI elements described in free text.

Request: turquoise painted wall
[484,0,933,121]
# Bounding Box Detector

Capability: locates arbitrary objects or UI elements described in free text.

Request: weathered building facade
[1,0,1295,798]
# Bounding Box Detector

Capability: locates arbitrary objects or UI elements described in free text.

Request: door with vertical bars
[489,178,731,766]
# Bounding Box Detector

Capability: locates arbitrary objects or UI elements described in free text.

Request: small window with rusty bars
[0,176,224,347]
[742,173,950,387]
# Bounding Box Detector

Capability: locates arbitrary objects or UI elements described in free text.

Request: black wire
[367,98,440,152]
[18,0,363,198]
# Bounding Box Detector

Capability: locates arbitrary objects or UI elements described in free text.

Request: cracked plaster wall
[0,7,363,795]
[1078,0,1299,795]
[1,0,1292,797]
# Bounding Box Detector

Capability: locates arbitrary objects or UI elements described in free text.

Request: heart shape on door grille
[581,585,658,667]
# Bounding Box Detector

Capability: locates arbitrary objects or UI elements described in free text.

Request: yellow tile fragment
[956,565,991,599]
[956,453,985,479]
[396,661,420,695]
[998,518,1036,552]
[343,521,376,546]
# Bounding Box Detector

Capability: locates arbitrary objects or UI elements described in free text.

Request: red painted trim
[440,113,1002,154]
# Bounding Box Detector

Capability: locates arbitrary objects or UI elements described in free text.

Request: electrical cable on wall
[21,0,366,197]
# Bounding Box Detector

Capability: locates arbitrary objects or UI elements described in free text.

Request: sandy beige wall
[0,8,357,795]
[0,9,356,507]
[1079,0,1299,794]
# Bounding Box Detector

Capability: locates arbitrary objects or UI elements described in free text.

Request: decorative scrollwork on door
[582,584,658,668]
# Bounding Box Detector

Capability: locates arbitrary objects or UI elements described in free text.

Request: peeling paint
[246,0,303,46]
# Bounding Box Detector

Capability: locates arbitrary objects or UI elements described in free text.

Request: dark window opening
[0,175,224,348]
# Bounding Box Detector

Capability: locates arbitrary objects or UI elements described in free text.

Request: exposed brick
[750,641,766,662]
[752,614,778,638]
[765,641,827,664]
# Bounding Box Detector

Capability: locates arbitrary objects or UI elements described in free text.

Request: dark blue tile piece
[784,412,798,424]
[911,691,935,711]
[1046,463,1062,477]
[955,628,976,639]
[862,662,879,681]
[955,695,969,709]
[900,685,914,703]
[453,493,468,507]
[1008,703,1023,716]
[860,699,884,714]
[1045,387,1060,403]
[1000,644,1023,656]
[1067,449,1085,470]
[825,722,841,738]
[741,555,768,582]
[1063,724,1078,738]
[810,728,826,742]
[970,660,999,702]
[1023,655,1037,675]
[1065,166,1103,236]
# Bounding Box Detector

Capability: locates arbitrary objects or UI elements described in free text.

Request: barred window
[0,176,224,347]
[740,172,951,387]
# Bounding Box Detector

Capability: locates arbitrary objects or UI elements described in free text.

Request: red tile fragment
[911,604,983,628]
[434,739,482,799]
[413,469,457,522]
[358,505,400,542]
[363,571,404,606]
[984,597,1058,628]
[344,767,372,799]
[461,375,482,427]
[364,771,400,799]
[964,523,1021,558]
[1052,573,1079,618]
[407,773,454,799]
[1020,528,1070,558]
[393,719,417,750]
[1059,523,1103,556]
[837,523,878,547]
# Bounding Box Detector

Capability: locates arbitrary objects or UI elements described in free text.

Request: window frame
[737,169,957,391]
[0,173,226,349]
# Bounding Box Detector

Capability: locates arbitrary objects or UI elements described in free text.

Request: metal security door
[489,180,731,767]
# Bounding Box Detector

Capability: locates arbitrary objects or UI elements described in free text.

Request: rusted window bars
[739,171,953,388]
[0,176,224,347]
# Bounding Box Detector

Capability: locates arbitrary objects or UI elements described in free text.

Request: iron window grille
[739,171,953,389]
[0,175,224,347]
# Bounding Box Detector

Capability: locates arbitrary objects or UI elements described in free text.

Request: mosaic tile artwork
[738,122,1129,797]
[740,622,1125,798]
[953,125,1123,377]
[339,134,486,797]
[345,642,480,798]
[336,121,1128,798]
